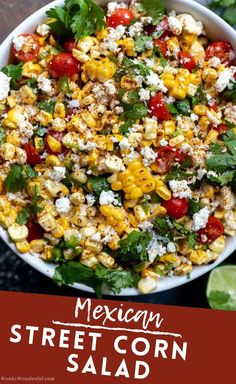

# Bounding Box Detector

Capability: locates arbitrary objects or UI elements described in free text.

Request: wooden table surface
[0,0,51,41]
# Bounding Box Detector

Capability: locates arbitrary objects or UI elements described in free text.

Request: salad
[0,0,236,296]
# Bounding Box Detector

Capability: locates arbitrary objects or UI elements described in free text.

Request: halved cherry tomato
[148,92,171,120]
[45,130,65,154]
[49,53,80,78]
[178,52,196,72]
[197,216,224,244]
[153,39,167,56]
[156,146,185,173]
[144,17,170,39]
[214,123,228,134]
[27,218,44,242]
[162,197,189,219]
[205,41,235,66]
[63,38,77,53]
[107,8,134,28]
[24,143,42,165]
[12,33,40,62]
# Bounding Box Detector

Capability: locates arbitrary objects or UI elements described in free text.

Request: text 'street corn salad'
[0,0,236,295]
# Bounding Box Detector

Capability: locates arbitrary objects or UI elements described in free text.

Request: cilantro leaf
[222,129,236,155]
[188,199,203,215]
[173,222,197,248]
[221,82,236,102]
[87,175,110,197]
[134,35,153,52]
[139,0,165,24]
[16,208,31,225]
[209,142,225,155]
[167,103,179,116]
[152,217,173,239]
[207,170,235,186]
[4,165,27,192]
[1,62,23,80]
[175,99,191,116]
[53,261,102,297]
[120,103,148,134]
[47,0,105,41]
[95,264,139,294]
[119,57,151,78]
[206,153,236,172]
[166,165,194,182]
[191,85,207,107]
[38,100,56,113]
[34,126,47,137]
[124,90,141,104]
[118,230,152,263]
[24,165,38,179]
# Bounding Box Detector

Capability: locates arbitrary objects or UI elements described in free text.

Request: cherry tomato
[49,53,80,78]
[214,123,228,134]
[178,52,196,72]
[45,130,65,154]
[156,146,185,173]
[144,25,156,36]
[24,143,42,165]
[207,101,218,112]
[107,8,134,28]
[153,39,167,56]
[197,217,224,244]
[12,33,40,62]
[63,38,77,52]
[148,92,171,120]
[27,218,44,242]
[205,41,235,66]
[162,197,189,219]
[144,18,170,39]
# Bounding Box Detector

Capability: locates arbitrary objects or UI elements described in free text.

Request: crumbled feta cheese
[91,232,101,242]
[101,225,116,243]
[169,180,192,199]
[86,194,96,207]
[168,16,182,35]
[159,138,169,146]
[138,221,153,231]
[208,56,221,68]
[128,22,143,37]
[119,137,131,151]
[145,40,154,49]
[50,166,66,182]
[124,150,140,164]
[145,71,167,93]
[148,237,166,262]
[206,110,220,126]
[18,120,34,138]
[177,14,204,36]
[104,80,117,95]
[99,190,119,206]
[190,113,199,122]
[138,88,150,101]
[107,1,128,16]
[219,186,235,210]
[224,106,236,124]
[101,25,126,52]
[13,35,27,51]
[37,74,53,95]
[0,72,11,101]
[55,197,71,214]
[167,242,176,253]
[140,146,157,166]
[215,69,231,92]
[36,23,50,36]
[192,207,210,231]
[68,99,80,108]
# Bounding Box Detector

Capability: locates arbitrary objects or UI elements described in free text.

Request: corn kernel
[16,240,30,253]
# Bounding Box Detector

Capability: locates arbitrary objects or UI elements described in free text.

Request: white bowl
[0,0,236,296]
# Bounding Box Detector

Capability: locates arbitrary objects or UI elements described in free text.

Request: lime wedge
[206,265,236,311]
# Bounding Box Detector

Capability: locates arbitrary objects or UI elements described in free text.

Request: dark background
[0,0,235,307]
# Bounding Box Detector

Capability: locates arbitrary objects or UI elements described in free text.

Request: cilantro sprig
[46,0,105,40]
[16,186,43,225]
[4,165,37,193]
[138,0,165,24]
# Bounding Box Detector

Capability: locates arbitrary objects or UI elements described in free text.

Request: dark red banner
[0,291,235,383]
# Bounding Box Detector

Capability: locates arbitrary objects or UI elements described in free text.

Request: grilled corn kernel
[46,135,62,153]
[134,205,147,222]
[6,132,20,146]
[202,67,218,83]
[51,224,65,239]
[4,106,24,129]
[22,62,43,78]
[169,135,185,146]
[83,57,116,82]
[36,111,53,126]
[85,238,103,253]
[80,254,98,268]
[188,249,208,265]
[98,252,115,268]
[162,120,176,135]
[143,118,158,139]
[45,155,61,166]
[96,29,108,40]
[8,223,29,242]
[175,263,193,276]
[0,143,15,160]
[77,36,94,53]
[138,276,157,294]
[73,49,90,63]
[209,235,225,253]
[193,104,208,116]
[156,185,172,200]
[20,85,37,105]
[30,239,45,253]
[54,103,66,119]
[204,129,219,145]
[38,213,57,232]
[189,40,205,63]
[16,240,31,253]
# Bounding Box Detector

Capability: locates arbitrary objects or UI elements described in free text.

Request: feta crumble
[36,24,50,37]
[37,74,53,95]
[0,72,11,101]
[192,207,210,231]
[99,190,119,206]
[50,166,66,182]
[140,146,157,166]
[13,35,27,51]
[138,88,151,102]
[145,72,167,93]
[55,197,71,214]
[169,180,192,198]
[86,194,96,207]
